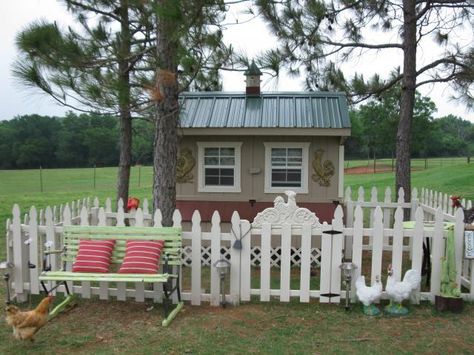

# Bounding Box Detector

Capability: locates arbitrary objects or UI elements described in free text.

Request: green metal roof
[179,91,351,130]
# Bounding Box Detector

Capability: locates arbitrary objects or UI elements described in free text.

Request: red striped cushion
[118,240,164,274]
[72,240,115,273]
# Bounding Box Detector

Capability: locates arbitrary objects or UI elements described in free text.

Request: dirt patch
[345,165,394,174]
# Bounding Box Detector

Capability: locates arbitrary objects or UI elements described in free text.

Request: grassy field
[1,162,473,354]
[344,163,474,201]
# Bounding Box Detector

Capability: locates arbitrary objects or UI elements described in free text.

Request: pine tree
[256,0,473,202]
[13,0,153,207]
[13,0,231,220]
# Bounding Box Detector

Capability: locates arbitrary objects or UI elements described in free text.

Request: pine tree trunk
[117,111,132,208]
[116,0,132,209]
[153,0,179,226]
[396,0,417,208]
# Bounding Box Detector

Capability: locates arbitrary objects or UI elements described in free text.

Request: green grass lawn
[1,163,474,353]
[0,294,473,354]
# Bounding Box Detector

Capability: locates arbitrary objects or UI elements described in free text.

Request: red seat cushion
[72,240,115,273]
[118,240,165,274]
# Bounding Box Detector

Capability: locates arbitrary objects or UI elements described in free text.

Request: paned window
[198,142,241,193]
[264,142,309,193]
[270,148,303,187]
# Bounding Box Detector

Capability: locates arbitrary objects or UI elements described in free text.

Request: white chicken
[385,264,421,315]
[355,275,383,315]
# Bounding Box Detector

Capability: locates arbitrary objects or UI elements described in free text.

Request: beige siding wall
[177,135,342,203]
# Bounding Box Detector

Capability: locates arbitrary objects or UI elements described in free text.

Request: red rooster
[127,197,140,212]
[450,196,474,224]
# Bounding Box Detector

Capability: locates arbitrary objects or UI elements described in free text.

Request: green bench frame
[39,225,183,327]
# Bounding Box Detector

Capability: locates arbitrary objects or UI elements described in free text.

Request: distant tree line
[0,112,153,169]
[0,103,472,170]
[345,89,474,160]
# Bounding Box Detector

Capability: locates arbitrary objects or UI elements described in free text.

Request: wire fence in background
[345,156,471,172]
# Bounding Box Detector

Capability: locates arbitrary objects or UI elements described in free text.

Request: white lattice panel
[181,246,321,268]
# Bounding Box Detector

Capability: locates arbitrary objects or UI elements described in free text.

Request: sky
[0,0,472,122]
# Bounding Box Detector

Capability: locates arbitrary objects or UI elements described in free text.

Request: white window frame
[264,142,310,194]
[197,142,242,193]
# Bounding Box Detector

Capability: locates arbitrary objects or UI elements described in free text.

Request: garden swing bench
[39,225,183,327]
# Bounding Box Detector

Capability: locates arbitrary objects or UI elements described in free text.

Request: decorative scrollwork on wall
[177,147,195,183]
[311,149,335,187]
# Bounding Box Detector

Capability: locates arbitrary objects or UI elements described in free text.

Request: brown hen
[5,295,53,341]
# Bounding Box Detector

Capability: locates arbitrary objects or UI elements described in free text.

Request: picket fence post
[371,207,384,287]
[391,207,404,283]
[239,220,252,302]
[134,208,146,302]
[12,204,28,302]
[430,207,445,303]
[230,211,241,305]
[210,211,222,306]
[319,221,332,303]
[344,186,353,259]
[116,199,125,227]
[331,206,344,303]
[369,186,378,229]
[97,207,110,301]
[260,223,272,302]
[299,223,312,303]
[410,188,418,220]
[351,206,363,302]
[411,207,425,304]
[280,223,292,302]
[90,197,100,226]
[383,187,392,229]
[453,208,464,296]
[28,206,40,295]
[152,209,163,303]
[191,210,202,306]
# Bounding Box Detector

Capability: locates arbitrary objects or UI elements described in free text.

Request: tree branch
[416,56,467,77]
[319,39,403,50]
[416,74,458,87]
[66,1,122,22]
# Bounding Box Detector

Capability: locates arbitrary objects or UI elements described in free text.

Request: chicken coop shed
[176,62,351,222]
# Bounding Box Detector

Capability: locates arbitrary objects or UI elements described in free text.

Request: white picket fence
[345,186,473,294]
[4,188,474,308]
